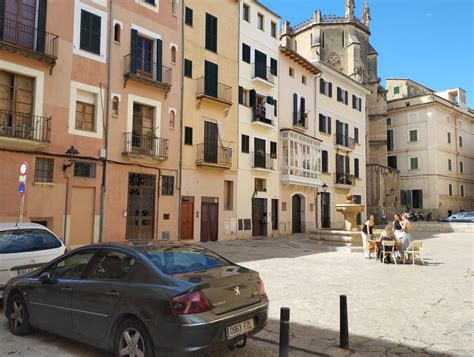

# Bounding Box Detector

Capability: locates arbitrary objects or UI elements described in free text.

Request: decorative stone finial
[362,0,371,27]
[345,0,355,20]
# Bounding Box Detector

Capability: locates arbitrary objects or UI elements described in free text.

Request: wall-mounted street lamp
[62,146,79,171]
[315,183,328,229]
[62,145,79,247]
[317,183,328,196]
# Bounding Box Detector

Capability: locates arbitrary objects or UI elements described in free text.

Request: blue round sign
[19,182,26,194]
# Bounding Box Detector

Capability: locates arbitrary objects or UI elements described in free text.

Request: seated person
[377,224,396,262]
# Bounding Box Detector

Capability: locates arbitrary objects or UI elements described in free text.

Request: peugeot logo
[234,286,241,296]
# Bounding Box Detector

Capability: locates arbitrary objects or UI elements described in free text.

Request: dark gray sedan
[3,241,269,356]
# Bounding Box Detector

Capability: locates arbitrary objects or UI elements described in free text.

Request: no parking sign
[18,161,28,195]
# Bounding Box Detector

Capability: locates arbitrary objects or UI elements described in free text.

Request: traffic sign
[19,161,28,175]
[19,175,27,182]
[19,182,26,194]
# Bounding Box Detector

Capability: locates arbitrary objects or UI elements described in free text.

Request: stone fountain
[335,194,365,231]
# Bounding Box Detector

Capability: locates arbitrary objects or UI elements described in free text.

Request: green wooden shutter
[320,78,325,94]
[36,0,47,53]
[130,29,138,74]
[156,38,163,82]
[238,86,243,105]
[407,190,413,209]
[328,116,332,134]
[328,82,333,97]
[293,93,298,124]
[270,58,277,76]
[204,61,218,97]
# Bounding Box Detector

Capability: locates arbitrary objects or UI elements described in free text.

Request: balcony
[195,77,232,106]
[252,105,275,127]
[293,112,308,130]
[335,173,355,186]
[0,17,58,70]
[124,54,172,94]
[0,110,51,149]
[252,152,275,171]
[335,133,355,151]
[196,143,232,169]
[252,63,276,86]
[123,132,168,161]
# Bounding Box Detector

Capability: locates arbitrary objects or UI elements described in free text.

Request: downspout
[98,0,114,242]
[313,71,322,228]
[177,0,185,240]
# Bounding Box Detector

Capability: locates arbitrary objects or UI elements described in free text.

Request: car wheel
[7,293,32,335]
[114,318,154,357]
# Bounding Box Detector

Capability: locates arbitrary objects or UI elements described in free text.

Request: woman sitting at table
[400,213,413,251]
[377,224,396,263]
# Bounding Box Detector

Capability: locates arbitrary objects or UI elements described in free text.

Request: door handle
[106,291,120,297]
[61,287,72,292]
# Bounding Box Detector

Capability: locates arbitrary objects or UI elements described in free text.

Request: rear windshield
[144,247,230,275]
[0,229,62,254]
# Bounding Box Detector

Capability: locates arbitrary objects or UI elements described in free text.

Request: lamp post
[315,183,328,229]
[63,146,79,246]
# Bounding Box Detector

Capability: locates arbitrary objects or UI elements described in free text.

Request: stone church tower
[281,0,400,220]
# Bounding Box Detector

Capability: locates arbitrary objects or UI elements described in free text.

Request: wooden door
[136,35,153,77]
[254,138,266,168]
[204,121,218,163]
[69,187,95,248]
[201,201,218,242]
[254,49,267,79]
[321,192,330,228]
[180,197,194,240]
[252,198,267,237]
[126,173,156,240]
[292,195,302,233]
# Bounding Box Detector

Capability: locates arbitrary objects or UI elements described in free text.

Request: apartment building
[386,79,474,214]
[180,0,239,242]
[237,1,280,238]
[278,34,322,234]
[0,0,181,247]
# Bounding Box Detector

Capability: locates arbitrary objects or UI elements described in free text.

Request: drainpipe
[63,175,70,245]
[98,0,114,242]
[313,71,322,229]
[177,0,185,240]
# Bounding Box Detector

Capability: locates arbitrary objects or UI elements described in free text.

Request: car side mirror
[39,272,57,284]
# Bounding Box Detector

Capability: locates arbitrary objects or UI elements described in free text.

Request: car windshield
[144,246,230,275]
[0,229,62,254]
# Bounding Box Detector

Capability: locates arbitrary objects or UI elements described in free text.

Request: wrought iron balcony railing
[123,132,168,160]
[195,77,232,105]
[0,110,51,143]
[335,133,355,150]
[252,152,275,170]
[252,105,274,125]
[124,54,172,90]
[252,63,276,84]
[196,143,232,168]
[293,112,308,129]
[335,173,355,186]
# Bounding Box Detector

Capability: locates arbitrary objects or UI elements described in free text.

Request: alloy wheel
[10,301,24,331]
[119,327,145,357]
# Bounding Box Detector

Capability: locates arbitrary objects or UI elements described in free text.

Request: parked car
[439,212,474,223]
[0,223,66,305]
[3,241,269,356]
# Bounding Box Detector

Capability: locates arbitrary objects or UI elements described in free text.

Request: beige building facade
[386,79,474,215]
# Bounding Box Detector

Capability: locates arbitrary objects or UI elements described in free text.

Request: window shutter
[358,98,362,111]
[249,89,256,107]
[355,158,359,178]
[273,99,277,117]
[270,141,277,158]
[328,116,332,134]
[91,14,101,54]
[345,91,348,105]
[345,156,350,174]
[156,38,163,82]
[36,0,47,52]
[242,43,250,63]
[337,87,341,101]
[130,29,138,74]
[344,123,349,137]
[270,58,278,76]
[352,95,356,109]
[204,61,218,97]
[354,127,359,143]
[336,120,342,136]
[238,86,243,105]
[328,82,333,97]
[185,7,193,26]
[320,78,325,94]
[205,14,217,52]
[0,0,4,40]
[300,97,305,119]
[407,190,413,209]
[319,114,325,132]
[322,150,328,172]
[293,93,298,124]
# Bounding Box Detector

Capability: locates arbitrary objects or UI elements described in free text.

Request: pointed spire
[345,0,355,20]
[362,0,371,27]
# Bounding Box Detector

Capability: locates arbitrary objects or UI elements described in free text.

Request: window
[0,229,61,254]
[205,13,218,52]
[169,110,175,129]
[354,158,360,178]
[409,129,418,142]
[394,86,400,95]
[272,199,278,230]
[238,87,249,106]
[387,117,392,126]
[460,161,464,173]
[461,185,464,197]
[184,59,192,78]
[319,78,332,97]
[243,3,250,22]
[171,46,177,64]
[135,35,154,77]
[144,0,156,4]
[74,162,96,178]
[88,250,136,281]
[354,127,359,144]
[388,156,397,169]
[172,0,178,15]
[75,101,95,132]
[321,150,328,172]
[448,184,453,196]
[271,21,277,38]
[242,134,250,153]
[80,10,101,55]
[35,158,53,183]
[407,189,423,209]
[112,96,119,116]
[255,178,266,192]
[337,87,348,105]
[302,75,307,85]
[204,60,218,97]
[289,67,294,77]
[319,114,332,134]
[257,13,264,30]
[448,159,452,171]
[447,132,451,144]
[114,23,121,43]
[459,136,463,147]
[410,157,419,170]
[184,127,193,145]
[387,130,394,151]
[185,7,193,26]
[238,86,243,105]
[0,71,34,120]
[242,43,251,63]
[224,181,233,210]
[270,141,277,159]
[162,176,174,196]
[270,58,278,76]
[352,95,362,111]
[50,250,96,280]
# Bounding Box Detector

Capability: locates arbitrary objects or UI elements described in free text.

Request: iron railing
[252,105,274,125]
[293,112,308,129]
[0,17,58,58]
[252,63,276,84]
[335,133,355,149]
[124,54,172,86]
[335,173,355,186]
[195,77,232,104]
[252,152,274,170]
[196,143,232,167]
[0,110,51,142]
[123,132,168,160]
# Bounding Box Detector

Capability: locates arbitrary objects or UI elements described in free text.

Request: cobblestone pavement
[0,231,472,356]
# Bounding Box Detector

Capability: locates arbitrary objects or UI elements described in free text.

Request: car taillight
[258,278,266,296]
[170,291,210,315]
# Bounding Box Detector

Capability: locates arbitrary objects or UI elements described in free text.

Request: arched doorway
[292,194,305,233]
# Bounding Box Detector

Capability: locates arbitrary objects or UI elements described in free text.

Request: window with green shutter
[394,86,400,95]
[185,7,193,26]
[205,13,218,52]
[80,10,101,54]
[184,59,192,78]
[321,150,328,172]
[409,129,418,142]
[410,157,418,170]
[447,132,451,143]
[387,129,394,151]
[242,43,251,63]
[448,159,452,171]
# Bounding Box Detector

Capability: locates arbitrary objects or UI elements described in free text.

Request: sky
[261,0,474,107]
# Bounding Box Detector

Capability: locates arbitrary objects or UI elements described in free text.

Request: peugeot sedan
[3,241,269,356]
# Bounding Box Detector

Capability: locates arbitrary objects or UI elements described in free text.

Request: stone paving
[0,231,472,356]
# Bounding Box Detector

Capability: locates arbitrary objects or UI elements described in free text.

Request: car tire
[114,318,154,357]
[7,293,32,336]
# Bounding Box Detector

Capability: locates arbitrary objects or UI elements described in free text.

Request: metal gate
[126,173,156,240]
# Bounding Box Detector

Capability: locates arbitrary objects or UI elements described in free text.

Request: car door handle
[61,287,72,292]
[105,291,120,297]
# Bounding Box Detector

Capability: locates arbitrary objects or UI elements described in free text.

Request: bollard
[340,295,349,349]
[279,307,290,357]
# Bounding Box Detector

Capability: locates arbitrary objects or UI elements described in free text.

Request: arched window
[112,96,119,116]
[114,23,121,43]
[169,110,176,129]
[171,46,177,64]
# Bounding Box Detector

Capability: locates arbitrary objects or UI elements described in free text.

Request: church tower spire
[345,0,355,20]
[362,0,371,27]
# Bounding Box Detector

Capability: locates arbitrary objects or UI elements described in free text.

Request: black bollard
[340,295,349,349]
[279,307,290,357]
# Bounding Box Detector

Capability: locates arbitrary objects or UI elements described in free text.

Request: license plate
[225,318,255,339]
[16,267,37,276]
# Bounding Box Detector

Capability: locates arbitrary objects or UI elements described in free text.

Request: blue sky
[261,0,474,107]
